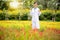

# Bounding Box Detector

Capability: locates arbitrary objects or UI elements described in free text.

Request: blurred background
[0,0,60,21]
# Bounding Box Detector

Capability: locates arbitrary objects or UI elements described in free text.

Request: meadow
[0,0,60,40]
[0,20,60,40]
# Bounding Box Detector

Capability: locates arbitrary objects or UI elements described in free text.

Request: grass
[0,20,60,40]
[0,20,60,29]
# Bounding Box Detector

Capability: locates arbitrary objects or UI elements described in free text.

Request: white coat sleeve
[39,11,41,16]
[38,8,41,16]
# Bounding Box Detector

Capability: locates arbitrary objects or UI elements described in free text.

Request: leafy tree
[0,1,8,10]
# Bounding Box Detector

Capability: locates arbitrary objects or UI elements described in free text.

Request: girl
[30,2,41,31]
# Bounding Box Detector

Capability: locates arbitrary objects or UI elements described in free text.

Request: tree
[57,0,60,10]
[47,0,58,21]
[0,1,8,10]
[23,0,35,9]
[0,1,9,20]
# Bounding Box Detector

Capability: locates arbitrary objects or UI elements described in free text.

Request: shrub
[39,14,45,20]
[0,10,60,21]
[55,13,60,21]
[0,13,5,20]
[21,13,28,20]
[9,15,17,20]
[39,12,52,20]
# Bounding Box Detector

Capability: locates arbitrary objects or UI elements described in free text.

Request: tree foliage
[0,0,59,10]
[0,1,8,10]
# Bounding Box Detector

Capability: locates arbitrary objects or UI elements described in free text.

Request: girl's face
[33,3,38,8]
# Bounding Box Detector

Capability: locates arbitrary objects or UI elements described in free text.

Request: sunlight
[10,0,19,8]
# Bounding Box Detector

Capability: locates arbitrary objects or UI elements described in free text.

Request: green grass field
[0,21,60,40]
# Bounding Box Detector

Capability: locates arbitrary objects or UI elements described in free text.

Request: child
[30,2,41,31]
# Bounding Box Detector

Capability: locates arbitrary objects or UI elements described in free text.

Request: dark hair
[34,2,39,5]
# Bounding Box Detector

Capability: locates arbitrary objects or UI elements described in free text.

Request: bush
[39,14,45,20]
[0,11,60,21]
[9,15,17,20]
[39,12,52,20]
[0,13,5,20]
[55,13,60,21]
[44,12,52,20]
[21,13,28,20]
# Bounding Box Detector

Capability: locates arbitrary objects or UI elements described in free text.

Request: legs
[32,21,40,32]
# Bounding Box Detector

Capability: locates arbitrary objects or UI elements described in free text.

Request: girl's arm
[38,9,41,16]
[39,10,41,16]
[30,9,33,16]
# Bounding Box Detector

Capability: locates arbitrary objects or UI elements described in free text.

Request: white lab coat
[30,8,41,29]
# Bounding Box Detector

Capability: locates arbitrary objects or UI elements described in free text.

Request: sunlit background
[9,0,23,9]
[0,0,60,21]
[10,1,19,8]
